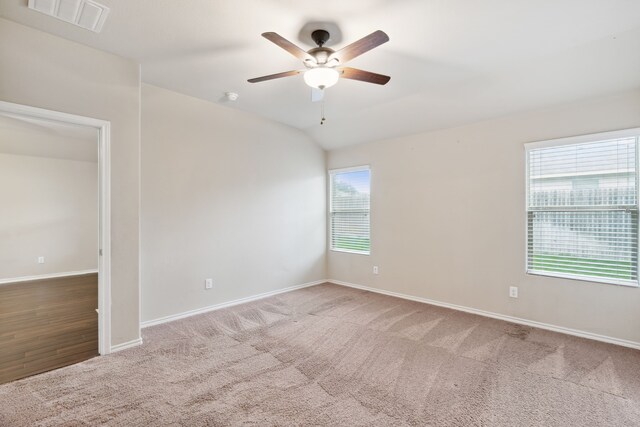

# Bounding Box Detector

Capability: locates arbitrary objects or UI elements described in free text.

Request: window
[329,166,371,254]
[526,129,640,286]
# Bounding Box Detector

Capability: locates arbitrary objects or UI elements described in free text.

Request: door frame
[0,100,112,355]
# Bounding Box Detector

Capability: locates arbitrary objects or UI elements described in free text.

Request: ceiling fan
[248,29,390,101]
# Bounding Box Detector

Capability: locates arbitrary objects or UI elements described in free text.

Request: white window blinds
[526,132,639,286]
[330,166,371,254]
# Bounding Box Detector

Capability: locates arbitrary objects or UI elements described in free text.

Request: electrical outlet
[509,286,518,298]
[37,256,45,264]
[205,278,213,290]
[373,266,379,274]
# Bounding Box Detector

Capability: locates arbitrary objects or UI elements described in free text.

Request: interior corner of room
[1,1,640,424]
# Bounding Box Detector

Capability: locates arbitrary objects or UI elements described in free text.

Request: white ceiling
[2,0,640,150]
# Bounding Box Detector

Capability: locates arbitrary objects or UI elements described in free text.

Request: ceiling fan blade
[247,70,302,83]
[311,88,324,102]
[329,30,389,64]
[338,67,391,85]
[262,32,316,63]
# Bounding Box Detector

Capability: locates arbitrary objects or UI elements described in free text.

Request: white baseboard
[328,279,640,351]
[0,269,98,285]
[110,337,143,353]
[140,279,327,329]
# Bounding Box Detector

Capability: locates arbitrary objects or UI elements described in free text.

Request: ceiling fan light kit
[248,28,391,107]
[303,67,340,89]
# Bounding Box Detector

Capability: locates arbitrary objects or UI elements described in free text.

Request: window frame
[328,165,371,256]
[524,128,640,288]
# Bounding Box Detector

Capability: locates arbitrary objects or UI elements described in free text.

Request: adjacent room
[0,113,99,384]
[1,1,639,425]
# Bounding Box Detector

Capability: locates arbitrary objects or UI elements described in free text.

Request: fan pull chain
[320,100,326,125]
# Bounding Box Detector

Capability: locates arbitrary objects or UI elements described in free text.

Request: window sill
[526,270,639,288]
[330,248,370,256]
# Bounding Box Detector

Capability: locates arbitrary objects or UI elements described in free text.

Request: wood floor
[0,273,98,384]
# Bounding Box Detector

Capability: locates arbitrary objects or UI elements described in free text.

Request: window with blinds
[526,130,639,286]
[330,166,371,254]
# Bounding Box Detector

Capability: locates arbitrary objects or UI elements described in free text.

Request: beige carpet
[1,283,639,426]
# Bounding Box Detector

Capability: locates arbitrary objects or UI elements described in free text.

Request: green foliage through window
[330,168,371,254]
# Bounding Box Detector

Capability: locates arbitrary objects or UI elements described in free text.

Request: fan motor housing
[306,47,334,66]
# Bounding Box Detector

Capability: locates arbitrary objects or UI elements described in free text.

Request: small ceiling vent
[28,0,110,33]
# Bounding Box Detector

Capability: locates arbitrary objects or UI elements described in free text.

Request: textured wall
[141,84,326,322]
[328,90,640,344]
[0,154,98,279]
[0,19,141,346]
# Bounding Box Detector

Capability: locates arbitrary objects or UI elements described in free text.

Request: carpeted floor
[1,283,639,426]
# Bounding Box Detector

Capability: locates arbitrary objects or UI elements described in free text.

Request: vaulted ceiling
[2,0,640,149]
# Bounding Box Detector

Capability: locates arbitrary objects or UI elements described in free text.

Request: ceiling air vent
[28,0,110,33]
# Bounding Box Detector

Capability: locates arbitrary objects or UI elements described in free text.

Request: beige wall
[327,89,640,344]
[0,154,98,279]
[141,84,326,322]
[0,19,141,346]
[2,17,636,348]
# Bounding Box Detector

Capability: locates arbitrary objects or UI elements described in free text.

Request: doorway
[0,101,111,384]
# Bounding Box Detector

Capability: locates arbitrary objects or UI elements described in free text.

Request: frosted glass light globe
[304,67,340,89]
